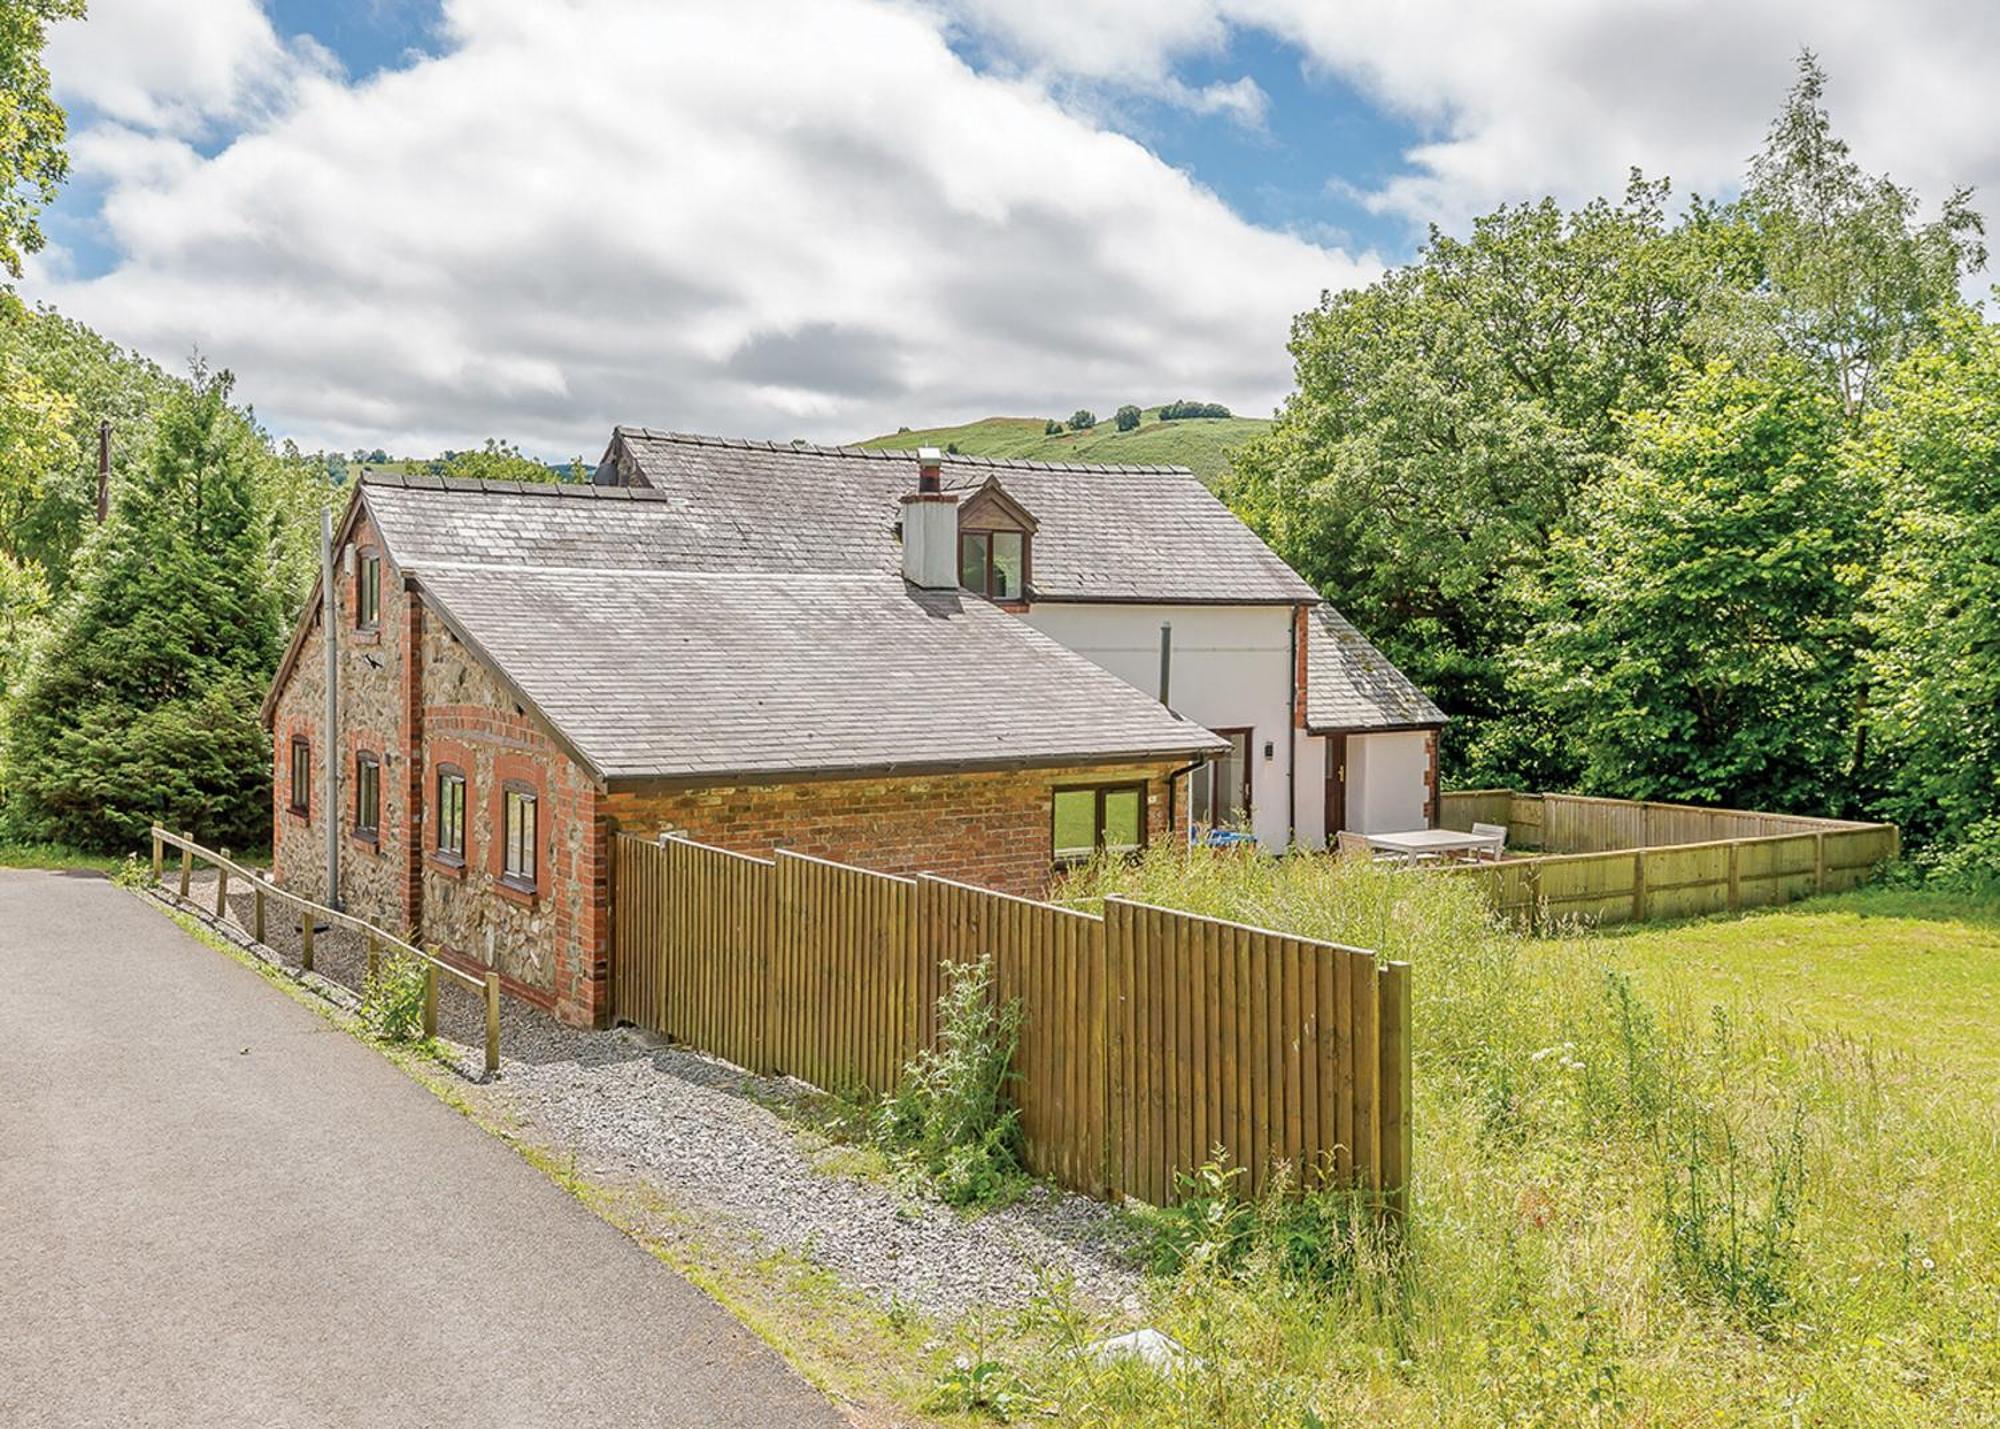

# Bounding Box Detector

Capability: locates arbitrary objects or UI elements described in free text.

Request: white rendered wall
[1346,730,1430,834]
[1022,603,1302,850]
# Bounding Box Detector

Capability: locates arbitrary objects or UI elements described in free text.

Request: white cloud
[25,0,1372,456]
[44,0,337,136]
[949,0,2000,234]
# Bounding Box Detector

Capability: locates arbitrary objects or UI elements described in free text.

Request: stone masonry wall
[270,507,413,935]
[418,617,604,1021]
[601,761,1185,901]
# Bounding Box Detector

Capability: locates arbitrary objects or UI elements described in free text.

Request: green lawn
[1026,851,2000,1424]
[0,839,123,872]
[855,409,1270,485]
[1602,889,2000,1090]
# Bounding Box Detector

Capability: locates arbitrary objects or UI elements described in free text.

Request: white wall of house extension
[1344,730,1431,834]
[1021,602,1309,851]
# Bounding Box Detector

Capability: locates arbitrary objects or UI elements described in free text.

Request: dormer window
[959,529,1025,601]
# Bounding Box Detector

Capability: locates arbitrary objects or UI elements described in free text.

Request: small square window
[1052,782,1148,864]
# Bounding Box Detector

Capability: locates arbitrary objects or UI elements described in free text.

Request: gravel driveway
[176,871,1147,1323]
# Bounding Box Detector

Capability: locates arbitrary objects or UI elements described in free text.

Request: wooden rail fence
[612,833,1412,1211]
[1435,792,1900,927]
[150,826,502,1074]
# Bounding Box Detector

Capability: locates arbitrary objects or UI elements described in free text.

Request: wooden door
[1324,734,1347,837]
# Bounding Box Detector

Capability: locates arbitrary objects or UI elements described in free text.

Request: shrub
[1157,399,1232,420]
[1068,409,1097,431]
[1909,817,2000,895]
[1043,418,1062,435]
[876,956,1024,1206]
[1114,404,1142,431]
[360,949,430,1042]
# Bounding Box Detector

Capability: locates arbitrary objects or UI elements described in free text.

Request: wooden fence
[1435,792,1900,928]
[150,826,502,1074]
[612,833,1412,1211]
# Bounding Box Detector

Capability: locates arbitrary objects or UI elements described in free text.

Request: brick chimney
[901,446,959,590]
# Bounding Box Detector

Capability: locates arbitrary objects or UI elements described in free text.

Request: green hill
[856,409,1269,484]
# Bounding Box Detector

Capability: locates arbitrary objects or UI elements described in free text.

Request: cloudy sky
[24,0,1998,459]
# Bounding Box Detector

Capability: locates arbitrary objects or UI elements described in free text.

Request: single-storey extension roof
[415,564,1226,783]
[1305,604,1448,733]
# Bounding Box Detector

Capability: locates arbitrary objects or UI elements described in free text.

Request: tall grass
[989,845,2000,1422]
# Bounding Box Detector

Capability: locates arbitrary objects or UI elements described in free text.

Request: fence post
[151,828,163,884]
[300,909,314,974]
[1813,831,1826,894]
[1378,960,1413,1222]
[215,848,230,919]
[1727,841,1741,912]
[484,971,501,1077]
[253,883,266,943]
[178,831,192,900]
[366,933,379,984]
[1631,850,1648,923]
[422,963,438,1040]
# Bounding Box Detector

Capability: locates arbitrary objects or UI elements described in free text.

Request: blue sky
[27,1,1998,457]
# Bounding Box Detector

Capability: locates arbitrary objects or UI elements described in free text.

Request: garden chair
[1470,822,1507,861]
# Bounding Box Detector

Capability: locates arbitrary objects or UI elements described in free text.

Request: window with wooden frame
[1051,782,1146,864]
[356,549,381,629]
[353,751,380,840]
[501,782,538,890]
[288,736,311,817]
[958,528,1026,601]
[435,765,466,861]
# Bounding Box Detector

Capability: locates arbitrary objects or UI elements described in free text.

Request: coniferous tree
[2,365,285,849]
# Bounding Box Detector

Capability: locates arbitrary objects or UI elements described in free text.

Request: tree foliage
[1067,409,1096,431]
[1739,53,1986,418]
[426,437,573,483]
[1114,403,1142,432]
[1227,53,1992,835]
[1856,311,2000,845]
[0,0,83,285]
[2,367,286,849]
[1519,362,1868,811]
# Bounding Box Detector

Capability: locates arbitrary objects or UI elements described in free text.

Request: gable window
[435,765,466,860]
[502,783,538,890]
[1052,783,1146,864]
[959,529,1025,601]
[289,737,311,817]
[356,549,381,629]
[354,752,380,840]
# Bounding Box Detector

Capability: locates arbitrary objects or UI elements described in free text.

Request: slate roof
[1305,605,1448,732]
[583,428,1320,603]
[415,564,1226,781]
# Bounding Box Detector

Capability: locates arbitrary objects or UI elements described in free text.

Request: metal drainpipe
[1157,621,1172,704]
[1286,607,1298,850]
[321,507,341,910]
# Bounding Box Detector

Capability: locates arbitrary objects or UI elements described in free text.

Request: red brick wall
[601,762,1183,901]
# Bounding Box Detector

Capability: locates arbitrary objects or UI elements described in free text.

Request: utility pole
[95,420,110,524]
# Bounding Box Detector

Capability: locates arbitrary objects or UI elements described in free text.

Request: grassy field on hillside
[857,409,1269,484]
[1000,852,2000,1424]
